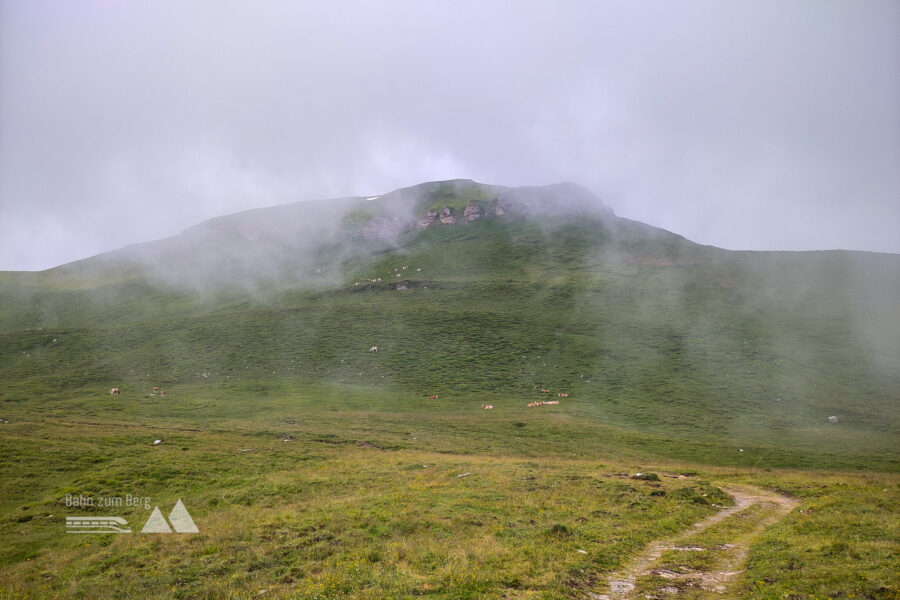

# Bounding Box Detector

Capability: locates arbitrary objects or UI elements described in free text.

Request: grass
[1,415,729,599]
[416,180,496,213]
[736,473,900,600]
[0,182,898,597]
[0,401,897,599]
[2,218,896,470]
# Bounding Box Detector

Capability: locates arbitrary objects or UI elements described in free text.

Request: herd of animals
[355,265,424,288]
[106,384,567,409]
[108,386,165,397]
[106,344,570,409]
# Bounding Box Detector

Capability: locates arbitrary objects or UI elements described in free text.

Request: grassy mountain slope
[1,181,898,471]
[2,181,900,599]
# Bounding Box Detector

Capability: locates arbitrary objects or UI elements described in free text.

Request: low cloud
[1,0,898,270]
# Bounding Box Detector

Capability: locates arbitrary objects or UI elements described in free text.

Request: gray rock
[463,204,484,220]
[417,210,438,229]
[439,206,457,224]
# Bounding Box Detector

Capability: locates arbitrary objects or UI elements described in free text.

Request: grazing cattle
[541,388,550,393]
[558,392,568,398]
[527,401,541,408]
[543,400,559,405]
[482,404,493,410]
[110,387,120,395]
[429,395,439,400]
[369,346,378,353]
[152,386,159,395]
[160,390,167,398]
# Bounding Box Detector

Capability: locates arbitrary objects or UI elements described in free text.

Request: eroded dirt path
[591,485,798,599]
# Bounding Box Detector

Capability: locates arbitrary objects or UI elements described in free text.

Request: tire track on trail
[591,485,798,599]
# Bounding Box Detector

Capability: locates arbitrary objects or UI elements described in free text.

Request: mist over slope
[1,180,898,469]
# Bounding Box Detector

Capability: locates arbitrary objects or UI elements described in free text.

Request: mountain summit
[0,179,898,473]
[44,180,645,288]
[348,179,615,240]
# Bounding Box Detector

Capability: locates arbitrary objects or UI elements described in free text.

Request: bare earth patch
[591,485,798,599]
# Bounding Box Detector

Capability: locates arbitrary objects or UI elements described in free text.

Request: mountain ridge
[7,179,896,277]
[1,178,898,471]
[23,180,618,276]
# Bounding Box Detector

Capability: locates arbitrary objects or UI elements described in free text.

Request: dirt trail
[591,485,798,599]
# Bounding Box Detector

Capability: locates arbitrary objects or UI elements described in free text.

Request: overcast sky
[1,0,898,270]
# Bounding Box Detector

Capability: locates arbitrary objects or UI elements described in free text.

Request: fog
[1,0,898,271]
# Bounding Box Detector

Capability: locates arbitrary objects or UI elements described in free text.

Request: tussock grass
[1,418,728,599]
[1,190,898,597]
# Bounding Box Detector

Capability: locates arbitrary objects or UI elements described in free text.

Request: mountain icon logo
[141,499,199,533]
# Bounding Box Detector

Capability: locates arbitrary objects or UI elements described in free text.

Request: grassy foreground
[1,183,898,597]
[0,383,897,599]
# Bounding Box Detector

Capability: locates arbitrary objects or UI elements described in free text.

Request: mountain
[1,179,898,470]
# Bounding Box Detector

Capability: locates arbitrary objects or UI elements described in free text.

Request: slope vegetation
[1,181,898,472]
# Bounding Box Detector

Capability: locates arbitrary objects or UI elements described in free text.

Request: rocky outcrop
[418,210,439,229]
[362,201,502,238]
[357,182,613,240]
[463,204,484,221]
[439,206,457,224]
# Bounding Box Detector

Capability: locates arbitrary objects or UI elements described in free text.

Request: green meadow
[1,183,898,598]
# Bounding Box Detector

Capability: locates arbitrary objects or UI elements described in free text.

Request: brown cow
[428,395,439,400]
[482,404,494,410]
[160,389,167,398]
[541,388,550,393]
[558,392,568,398]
